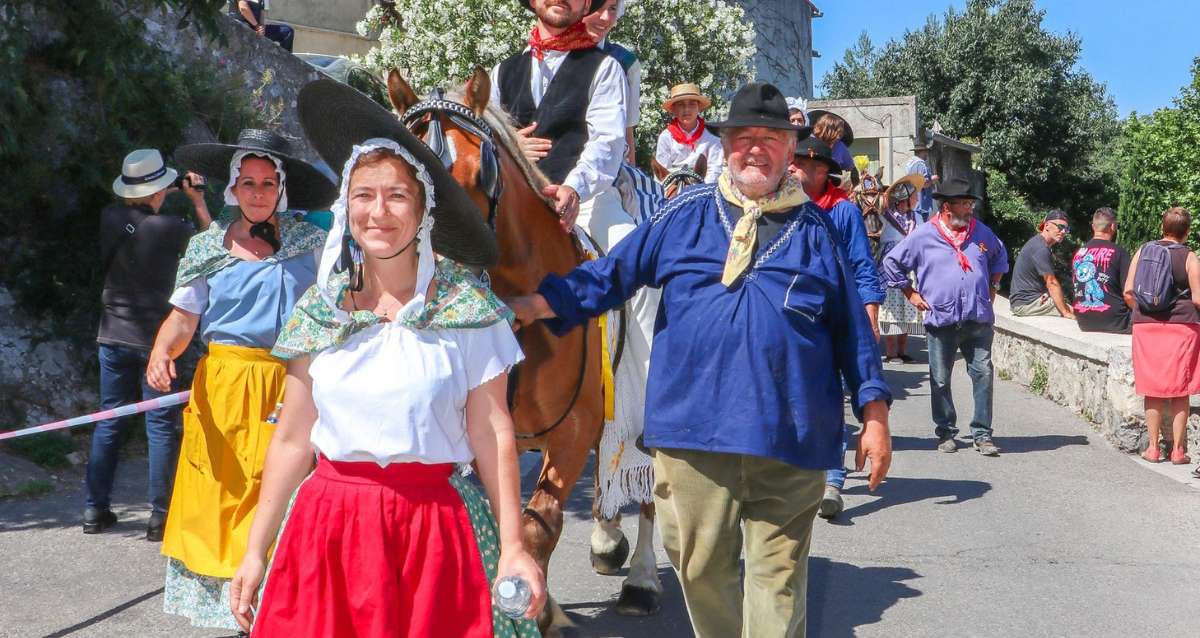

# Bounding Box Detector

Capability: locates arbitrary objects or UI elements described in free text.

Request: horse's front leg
[615,501,663,616]
[590,462,630,575]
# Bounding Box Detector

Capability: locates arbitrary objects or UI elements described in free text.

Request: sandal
[1169,449,1192,465]
[1141,449,1163,463]
[898,354,916,364]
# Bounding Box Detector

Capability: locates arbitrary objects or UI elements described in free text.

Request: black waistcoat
[497,48,607,184]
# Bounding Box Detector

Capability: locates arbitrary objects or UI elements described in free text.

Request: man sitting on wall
[230,0,294,52]
[1010,209,1075,318]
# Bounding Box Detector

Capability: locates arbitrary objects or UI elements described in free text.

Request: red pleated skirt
[250,458,494,638]
[1132,322,1200,397]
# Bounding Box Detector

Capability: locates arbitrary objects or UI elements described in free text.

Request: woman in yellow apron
[145,129,335,631]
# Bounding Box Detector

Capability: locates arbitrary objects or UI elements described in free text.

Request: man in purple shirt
[882,177,1009,456]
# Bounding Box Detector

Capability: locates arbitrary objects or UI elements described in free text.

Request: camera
[172,174,206,191]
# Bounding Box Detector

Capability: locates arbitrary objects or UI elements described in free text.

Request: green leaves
[821,0,1119,228]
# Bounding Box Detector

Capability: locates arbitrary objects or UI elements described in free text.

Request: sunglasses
[1048,222,1070,233]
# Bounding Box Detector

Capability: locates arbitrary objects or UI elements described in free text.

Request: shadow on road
[558,566,695,638]
[41,587,164,637]
[807,557,922,637]
[832,476,992,525]
[888,433,1088,454]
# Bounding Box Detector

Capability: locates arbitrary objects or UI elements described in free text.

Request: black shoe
[146,512,167,542]
[83,507,117,534]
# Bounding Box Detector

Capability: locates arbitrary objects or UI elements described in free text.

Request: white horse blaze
[590,515,624,555]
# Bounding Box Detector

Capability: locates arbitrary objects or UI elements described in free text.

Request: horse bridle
[400,90,591,441]
[401,89,504,229]
[662,166,703,193]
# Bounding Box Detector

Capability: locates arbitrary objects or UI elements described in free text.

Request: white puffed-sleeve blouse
[307,320,523,466]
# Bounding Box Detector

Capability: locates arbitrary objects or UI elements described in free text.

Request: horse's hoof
[614,584,661,616]
[589,534,629,575]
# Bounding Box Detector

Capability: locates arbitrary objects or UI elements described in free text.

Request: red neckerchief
[528,22,596,61]
[812,179,850,211]
[935,215,976,272]
[667,118,706,149]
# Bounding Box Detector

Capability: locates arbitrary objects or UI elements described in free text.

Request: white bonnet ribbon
[318,137,438,323]
[616,0,626,19]
[224,150,289,213]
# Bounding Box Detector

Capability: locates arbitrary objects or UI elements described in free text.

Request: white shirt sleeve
[626,60,642,127]
[654,130,673,172]
[458,322,526,391]
[489,63,503,113]
[563,57,628,202]
[705,142,725,184]
[169,277,209,315]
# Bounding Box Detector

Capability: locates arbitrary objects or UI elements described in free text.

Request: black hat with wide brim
[297,78,498,269]
[520,0,607,14]
[931,177,981,201]
[793,136,842,176]
[708,82,810,134]
[807,109,855,146]
[175,129,338,210]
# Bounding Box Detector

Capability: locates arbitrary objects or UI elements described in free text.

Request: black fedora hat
[297,79,498,269]
[807,109,854,145]
[520,0,607,14]
[793,136,841,176]
[932,177,981,201]
[708,82,809,133]
[175,129,337,210]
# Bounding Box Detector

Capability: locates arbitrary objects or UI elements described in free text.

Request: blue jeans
[825,424,850,489]
[926,321,995,441]
[85,344,182,514]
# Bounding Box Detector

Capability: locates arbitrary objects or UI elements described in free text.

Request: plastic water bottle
[265,402,283,425]
[493,576,532,619]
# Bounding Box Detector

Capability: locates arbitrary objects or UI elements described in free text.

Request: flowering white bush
[357,0,756,162]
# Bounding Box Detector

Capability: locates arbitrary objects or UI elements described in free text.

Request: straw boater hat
[297,79,498,268]
[662,83,712,112]
[176,129,337,210]
[112,149,177,199]
[885,172,927,204]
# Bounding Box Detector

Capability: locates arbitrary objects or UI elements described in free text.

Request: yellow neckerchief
[717,170,810,286]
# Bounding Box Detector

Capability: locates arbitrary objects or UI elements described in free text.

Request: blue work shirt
[882,218,1009,327]
[821,196,886,305]
[201,255,317,348]
[906,156,934,215]
[538,185,891,470]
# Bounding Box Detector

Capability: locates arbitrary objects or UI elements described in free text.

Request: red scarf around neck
[812,180,850,211]
[667,118,706,149]
[935,216,977,272]
[529,21,596,61]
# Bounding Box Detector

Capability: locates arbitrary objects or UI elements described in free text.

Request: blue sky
[810,0,1197,117]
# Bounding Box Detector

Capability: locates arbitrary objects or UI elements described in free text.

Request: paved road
[2,340,1198,637]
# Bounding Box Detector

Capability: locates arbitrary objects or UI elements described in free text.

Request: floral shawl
[173,207,327,289]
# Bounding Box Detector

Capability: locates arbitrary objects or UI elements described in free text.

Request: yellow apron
[161,343,285,579]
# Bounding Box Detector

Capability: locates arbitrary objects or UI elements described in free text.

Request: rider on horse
[654,83,724,184]
[584,0,639,164]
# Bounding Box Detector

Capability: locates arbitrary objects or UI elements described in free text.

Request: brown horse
[387,68,607,634]
[651,154,707,198]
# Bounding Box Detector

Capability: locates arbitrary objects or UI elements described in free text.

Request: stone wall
[736,0,815,98]
[991,297,1200,455]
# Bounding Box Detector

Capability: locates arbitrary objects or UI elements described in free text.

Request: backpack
[1132,241,1188,313]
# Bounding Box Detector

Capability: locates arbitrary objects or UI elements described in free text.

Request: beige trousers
[653,448,825,638]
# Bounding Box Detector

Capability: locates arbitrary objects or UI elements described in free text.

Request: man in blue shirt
[906,142,936,217]
[882,177,1009,456]
[508,82,892,638]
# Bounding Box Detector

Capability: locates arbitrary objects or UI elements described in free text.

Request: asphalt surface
[2,339,1198,637]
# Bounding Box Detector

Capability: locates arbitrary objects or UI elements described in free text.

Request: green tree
[821,0,1119,229]
[1115,59,1200,248]
[356,0,757,164]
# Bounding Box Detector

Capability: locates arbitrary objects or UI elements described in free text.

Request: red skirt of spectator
[1132,322,1200,397]
[250,458,494,638]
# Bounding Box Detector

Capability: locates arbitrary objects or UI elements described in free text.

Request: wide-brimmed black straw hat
[708,82,810,134]
[932,177,981,201]
[793,136,842,176]
[297,78,498,268]
[175,129,337,210]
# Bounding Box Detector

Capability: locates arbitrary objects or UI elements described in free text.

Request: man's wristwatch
[991,281,1002,291]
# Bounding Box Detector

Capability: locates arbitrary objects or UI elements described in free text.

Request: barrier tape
[0,391,191,442]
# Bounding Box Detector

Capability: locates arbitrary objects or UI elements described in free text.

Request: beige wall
[808,96,919,183]
[269,0,375,56]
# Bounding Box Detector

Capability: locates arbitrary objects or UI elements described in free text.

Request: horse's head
[656,153,707,199]
[386,68,578,289]
[387,68,503,230]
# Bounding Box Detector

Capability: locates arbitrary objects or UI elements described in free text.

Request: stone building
[267,0,819,96]
[807,95,982,194]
